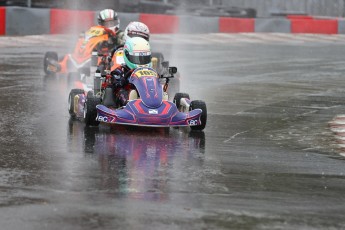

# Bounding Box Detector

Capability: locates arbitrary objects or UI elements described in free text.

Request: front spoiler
[96,100,202,127]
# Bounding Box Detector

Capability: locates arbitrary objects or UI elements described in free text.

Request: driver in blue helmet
[111,36,152,106]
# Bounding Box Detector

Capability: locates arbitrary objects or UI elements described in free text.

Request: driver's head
[97,9,120,32]
[123,37,152,70]
[124,21,150,41]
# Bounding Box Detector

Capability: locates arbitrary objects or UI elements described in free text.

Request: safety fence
[1,6,345,35]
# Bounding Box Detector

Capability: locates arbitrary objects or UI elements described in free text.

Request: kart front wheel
[84,97,101,127]
[173,93,190,112]
[43,51,58,75]
[68,89,85,118]
[190,100,207,131]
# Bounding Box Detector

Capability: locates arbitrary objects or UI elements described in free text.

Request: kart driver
[97,9,125,48]
[108,21,150,59]
[110,36,152,107]
[124,21,150,41]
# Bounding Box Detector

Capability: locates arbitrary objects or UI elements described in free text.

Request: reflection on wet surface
[67,120,206,201]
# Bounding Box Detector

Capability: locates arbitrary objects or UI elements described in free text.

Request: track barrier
[0,7,5,35]
[290,18,338,34]
[50,9,94,34]
[219,17,255,33]
[1,7,345,35]
[139,13,178,34]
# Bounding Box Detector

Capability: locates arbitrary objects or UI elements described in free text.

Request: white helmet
[124,21,150,41]
[97,9,120,32]
[124,37,152,69]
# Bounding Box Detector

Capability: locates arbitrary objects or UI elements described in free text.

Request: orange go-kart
[43,25,118,79]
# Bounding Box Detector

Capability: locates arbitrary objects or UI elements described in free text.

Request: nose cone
[140,77,163,108]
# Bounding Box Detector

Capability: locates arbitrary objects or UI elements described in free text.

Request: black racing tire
[87,90,95,99]
[84,96,101,127]
[43,51,58,75]
[190,100,207,131]
[68,89,85,118]
[173,93,190,111]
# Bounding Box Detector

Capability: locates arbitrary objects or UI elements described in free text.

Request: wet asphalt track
[1,34,345,229]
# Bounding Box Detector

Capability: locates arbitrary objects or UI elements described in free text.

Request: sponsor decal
[149,109,158,114]
[97,115,116,123]
[188,119,199,126]
[134,69,157,78]
[134,51,150,56]
[87,28,103,37]
[97,115,108,122]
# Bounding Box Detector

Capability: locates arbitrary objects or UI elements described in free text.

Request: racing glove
[112,69,125,88]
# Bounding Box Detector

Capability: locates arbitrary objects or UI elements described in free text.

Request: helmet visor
[128,31,150,41]
[125,50,151,65]
[103,19,119,28]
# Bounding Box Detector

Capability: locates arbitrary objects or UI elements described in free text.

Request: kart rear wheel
[68,89,85,118]
[190,100,207,131]
[173,93,190,111]
[43,51,58,75]
[84,96,101,127]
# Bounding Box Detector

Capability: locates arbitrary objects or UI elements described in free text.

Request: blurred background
[1,0,345,18]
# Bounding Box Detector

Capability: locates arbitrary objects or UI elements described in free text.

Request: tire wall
[222,0,344,18]
[255,18,290,33]
[290,18,338,34]
[6,6,50,35]
[139,14,179,33]
[0,7,5,35]
[338,19,345,34]
[117,13,140,32]
[1,6,345,35]
[50,9,95,34]
[178,16,219,33]
[219,18,255,33]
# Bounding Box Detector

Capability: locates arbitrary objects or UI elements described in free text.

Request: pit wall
[1,6,345,36]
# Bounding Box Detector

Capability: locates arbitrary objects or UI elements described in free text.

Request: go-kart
[94,66,206,130]
[68,62,206,130]
[43,25,118,80]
